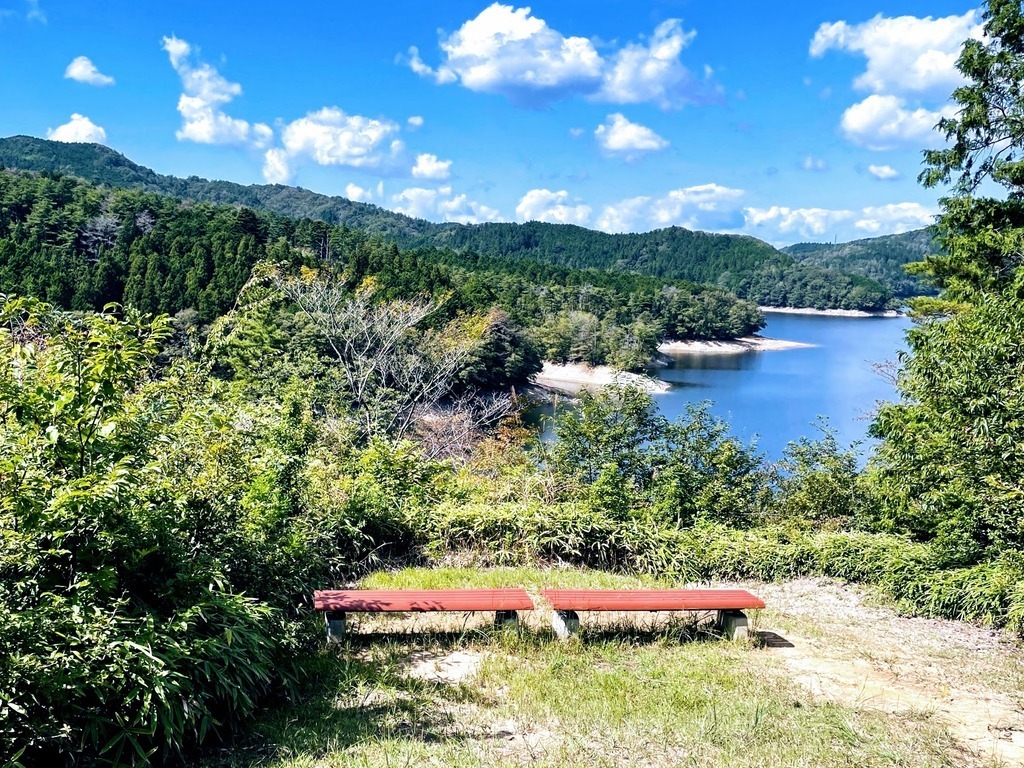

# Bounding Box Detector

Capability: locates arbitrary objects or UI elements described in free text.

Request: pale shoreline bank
[760,306,902,318]
[531,362,671,395]
[658,335,814,355]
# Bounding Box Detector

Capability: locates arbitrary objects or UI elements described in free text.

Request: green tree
[870,0,1024,563]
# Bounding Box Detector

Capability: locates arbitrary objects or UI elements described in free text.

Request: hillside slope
[783,228,938,298]
[0,135,894,310]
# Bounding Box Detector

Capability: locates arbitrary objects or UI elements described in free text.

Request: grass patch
[204,567,976,768]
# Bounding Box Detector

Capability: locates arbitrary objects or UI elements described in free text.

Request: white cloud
[162,35,272,148]
[411,152,452,180]
[855,202,936,233]
[279,107,401,172]
[595,196,652,233]
[568,127,585,138]
[64,56,114,86]
[744,206,856,239]
[597,19,701,108]
[392,185,503,224]
[516,188,592,225]
[407,4,704,109]
[407,115,424,128]
[594,113,668,158]
[868,164,900,180]
[840,94,951,150]
[46,113,106,144]
[811,12,983,151]
[810,12,983,98]
[801,155,828,172]
[596,183,745,233]
[346,183,373,202]
[262,148,291,184]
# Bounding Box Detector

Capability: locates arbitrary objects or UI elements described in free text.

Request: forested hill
[782,228,939,298]
[0,135,893,310]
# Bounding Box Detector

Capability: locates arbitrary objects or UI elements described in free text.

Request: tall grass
[413,501,1024,632]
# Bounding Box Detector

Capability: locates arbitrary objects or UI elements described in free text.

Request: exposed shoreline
[759,306,902,318]
[658,335,814,355]
[530,362,671,395]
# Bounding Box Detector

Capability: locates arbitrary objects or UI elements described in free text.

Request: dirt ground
[753,578,1024,766]
[350,576,1024,766]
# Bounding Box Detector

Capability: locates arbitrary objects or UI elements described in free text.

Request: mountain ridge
[0,135,895,309]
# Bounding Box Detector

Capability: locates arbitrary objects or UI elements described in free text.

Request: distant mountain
[0,135,895,310]
[782,228,939,298]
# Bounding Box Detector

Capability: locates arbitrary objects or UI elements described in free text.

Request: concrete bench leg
[717,610,749,641]
[552,610,580,639]
[494,610,520,630]
[325,610,346,642]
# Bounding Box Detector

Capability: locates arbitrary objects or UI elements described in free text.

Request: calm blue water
[536,312,912,462]
[649,313,912,460]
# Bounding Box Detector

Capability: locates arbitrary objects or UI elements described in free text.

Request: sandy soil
[530,362,671,395]
[753,578,1024,766]
[658,335,814,355]
[760,306,902,318]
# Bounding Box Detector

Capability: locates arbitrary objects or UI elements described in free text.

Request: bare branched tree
[252,266,484,440]
[412,391,517,462]
[78,214,121,260]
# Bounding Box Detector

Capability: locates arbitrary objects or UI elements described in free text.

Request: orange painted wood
[314,588,534,613]
[541,589,764,612]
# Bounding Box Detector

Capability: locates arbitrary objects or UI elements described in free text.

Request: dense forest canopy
[0,168,766,372]
[783,228,939,298]
[0,135,894,311]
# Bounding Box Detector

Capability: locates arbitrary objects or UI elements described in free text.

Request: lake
[537,312,913,461]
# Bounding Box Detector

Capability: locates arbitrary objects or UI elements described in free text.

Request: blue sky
[0,0,983,245]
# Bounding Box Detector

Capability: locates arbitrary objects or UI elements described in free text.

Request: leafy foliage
[869,0,1024,565]
[0,136,893,311]
[783,228,939,299]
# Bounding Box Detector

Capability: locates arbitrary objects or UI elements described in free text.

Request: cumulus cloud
[279,107,401,170]
[411,152,452,179]
[597,19,702,108]
[811,12,983,151]
[345,182,378,202]
[744,206,856,239]
[810,12,983,97]
[407,115,424,129]
[744,202,936,240]
[596,183,745,233]
[594,113,668,158]
[392,185,503,224]
[840,94,952,150]
[406,4,706,109]
[855,202,936,233]
[868,164,900,180]
[262,148,291,184]
[516,188,592,225]
[64,56,115,86]
[162,35,272,148]
[46,113,106,144]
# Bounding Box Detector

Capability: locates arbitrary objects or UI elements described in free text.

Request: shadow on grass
[202,650,492,767]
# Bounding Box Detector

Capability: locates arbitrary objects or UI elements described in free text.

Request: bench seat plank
[541,589,764,612]
[314,588,534,613]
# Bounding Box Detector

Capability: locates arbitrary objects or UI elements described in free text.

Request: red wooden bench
[541,588,764,640]
[313,588,535,641]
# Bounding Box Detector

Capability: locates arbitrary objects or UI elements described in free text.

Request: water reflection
[530,313,911,461]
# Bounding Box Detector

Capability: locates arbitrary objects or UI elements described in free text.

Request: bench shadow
[756,630,795,648]
[204,654,491,766]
